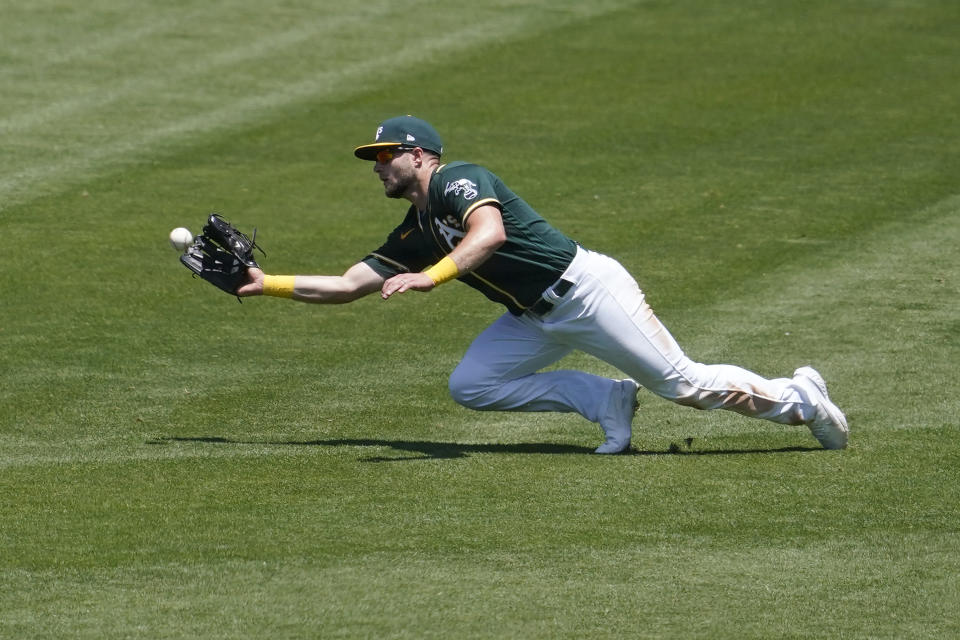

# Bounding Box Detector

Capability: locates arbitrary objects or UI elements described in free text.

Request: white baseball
[169,227,193,252]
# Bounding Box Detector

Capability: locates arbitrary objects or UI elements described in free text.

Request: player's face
[374,148,416,199]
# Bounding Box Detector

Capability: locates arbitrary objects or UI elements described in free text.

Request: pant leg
[541,249,813,426]
[448,311,621,423]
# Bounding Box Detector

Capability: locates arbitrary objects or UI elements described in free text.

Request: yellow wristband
[262,275,296,298]
[423,256,460,285]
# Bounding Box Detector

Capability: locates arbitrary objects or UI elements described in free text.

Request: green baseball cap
[354,115,444,160]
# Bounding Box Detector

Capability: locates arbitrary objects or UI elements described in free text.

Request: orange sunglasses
[375,146,415,163]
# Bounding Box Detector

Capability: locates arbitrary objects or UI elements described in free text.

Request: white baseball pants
[448,246,815,428]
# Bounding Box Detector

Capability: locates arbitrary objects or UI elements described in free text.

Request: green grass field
[2,1,959,637]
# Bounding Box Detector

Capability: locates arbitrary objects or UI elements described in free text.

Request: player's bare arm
[237,261,384,303]
[380,204,507,299]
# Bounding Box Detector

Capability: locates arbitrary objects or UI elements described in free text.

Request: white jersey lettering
[434,217,465,249]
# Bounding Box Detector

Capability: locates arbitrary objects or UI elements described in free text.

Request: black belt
[528,278,574,316]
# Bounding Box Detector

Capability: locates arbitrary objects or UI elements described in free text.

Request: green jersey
[363,162,578,315]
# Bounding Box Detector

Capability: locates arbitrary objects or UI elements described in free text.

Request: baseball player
[237,115,848,454]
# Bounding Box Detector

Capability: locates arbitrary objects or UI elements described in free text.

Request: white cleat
[793,366,849,450]
[595,379,640,454]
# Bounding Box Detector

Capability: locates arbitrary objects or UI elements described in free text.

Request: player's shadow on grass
[150,436,818,462]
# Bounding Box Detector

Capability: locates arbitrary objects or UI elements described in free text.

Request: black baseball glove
[180,213,265,300]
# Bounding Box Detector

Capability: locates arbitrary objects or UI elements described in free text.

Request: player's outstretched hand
[236,267,265,297]
[381,272,436,299]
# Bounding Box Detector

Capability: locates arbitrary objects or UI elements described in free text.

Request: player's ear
[411,146,426,167]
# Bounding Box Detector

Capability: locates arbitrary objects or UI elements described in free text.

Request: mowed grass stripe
[5,532,956,639]
[1,10,182,70]
[0,0,642,212]
[0,1,414,134]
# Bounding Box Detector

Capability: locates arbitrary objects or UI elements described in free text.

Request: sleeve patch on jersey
[444,178,480,201]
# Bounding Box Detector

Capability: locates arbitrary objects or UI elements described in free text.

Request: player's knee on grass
[448,365,495,410]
